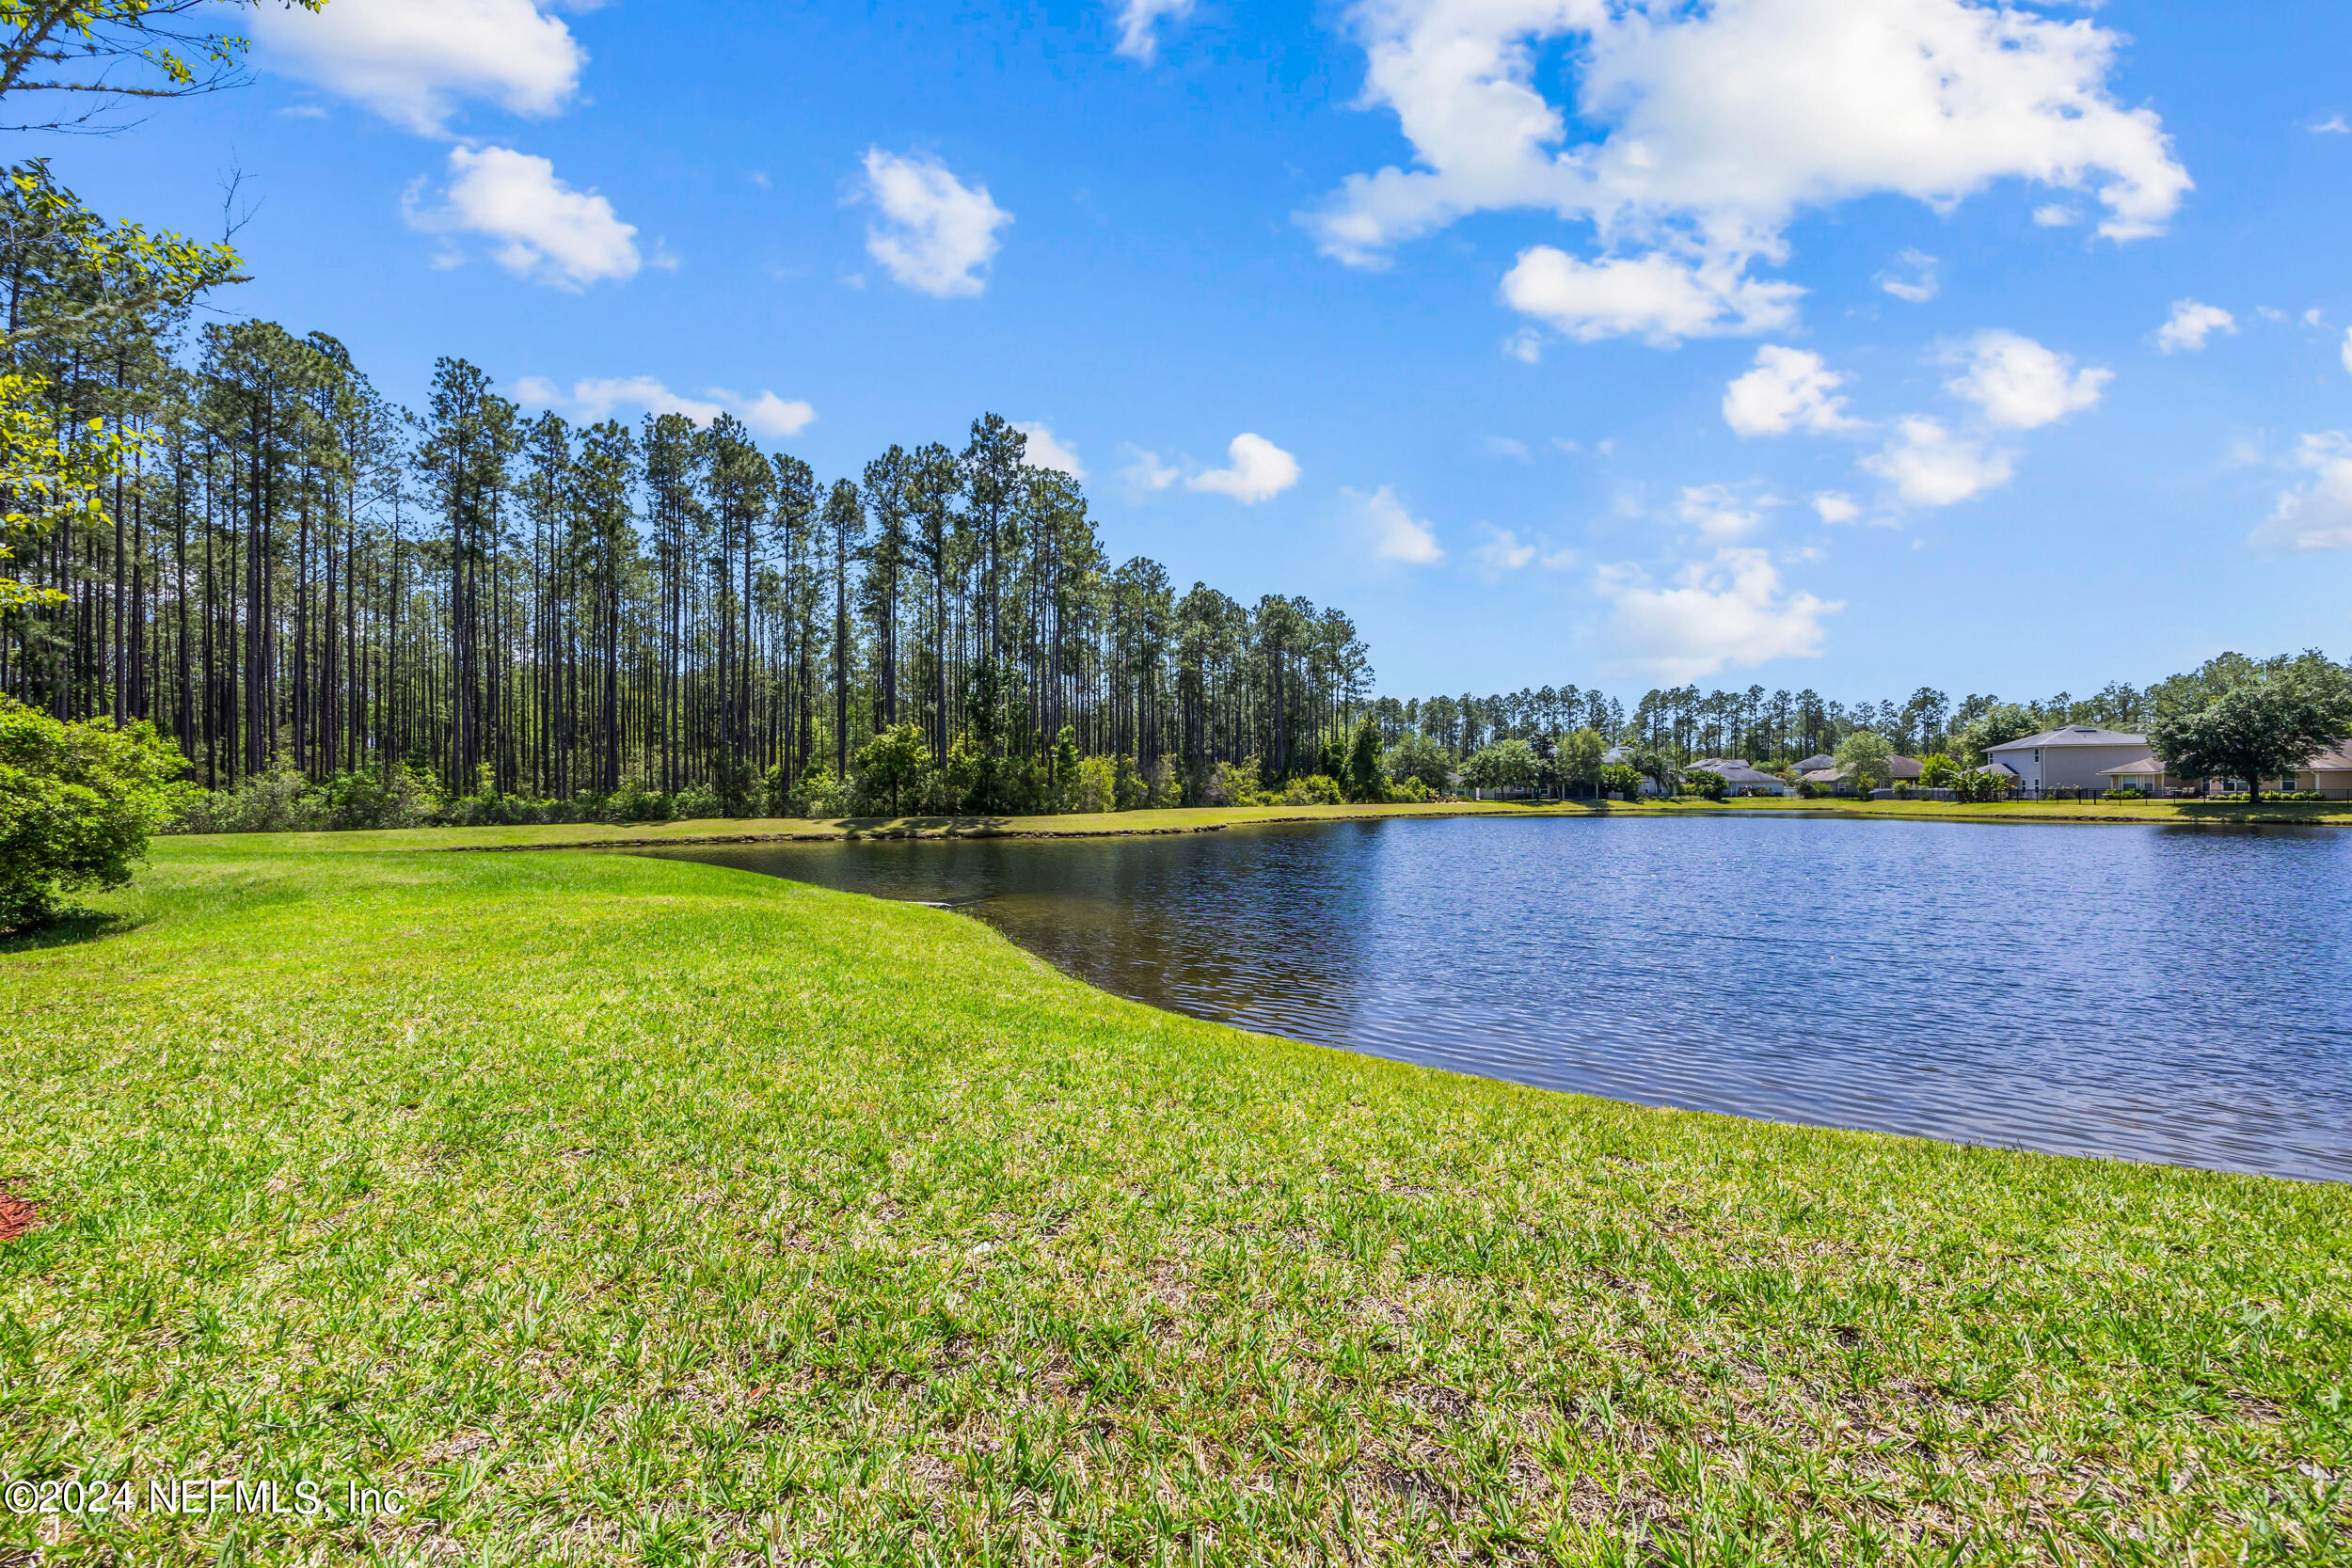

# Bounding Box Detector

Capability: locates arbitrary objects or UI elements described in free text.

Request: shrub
[707,751,763,817]
[1384,734,1452,794]
[1144,754,1181,809]
[1278,773,1343,806]
[1388,775,1431,803]
[1,699,197,930]
[853,722,933,816]
[787,761,846,819]
[1071,753,1119,814]
[673,785,723,820]
[1682,768,1728,801]
[173,769,321,833]
[1111,753,1146,812]
[606,778,675,822]
[1597,763,1643,800]
[1196,758,1263,807]
[1344,717,1386,802]
[1795,781,1820,800]
[321,766,442,830]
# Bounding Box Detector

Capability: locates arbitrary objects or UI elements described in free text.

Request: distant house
[2298,743,2352,794]
[1687,759,1795,797]
[1800,754,1924,793]
[1599,745,1665,796]
[1984,726,2151,792]
[1794,753,1836,774]
[2106,741,2352,797]
[2095,755,2174,795]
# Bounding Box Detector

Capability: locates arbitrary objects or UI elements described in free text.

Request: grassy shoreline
[4,842,2347,1563]
[157,790,2352,858]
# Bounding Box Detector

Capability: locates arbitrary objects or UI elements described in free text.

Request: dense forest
[4,167,1379,818]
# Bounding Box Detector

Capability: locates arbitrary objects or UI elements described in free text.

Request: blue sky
[38,0,2352,700]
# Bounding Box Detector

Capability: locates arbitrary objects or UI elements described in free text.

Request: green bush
[1070,753,1119,814]
[1277,773,1343,806]
[174,768,322,833]
[1194,758,1263,807]
[322,766,442,830]
[1682,768,1728,801]
[1388,775,1431,803]
[1384,733,1453,794]
[0,698,197,930]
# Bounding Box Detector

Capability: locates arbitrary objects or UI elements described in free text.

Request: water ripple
[653,816,2352,1180]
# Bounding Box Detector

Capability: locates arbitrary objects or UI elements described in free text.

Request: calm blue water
[653,816,2352,1180]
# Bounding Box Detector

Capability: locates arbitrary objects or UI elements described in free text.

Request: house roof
[2091,742,2352,779]
[1711,766,1783,785]
[1804,755,1925,780]
[1795,753,1836,770]
[1986,725,2147,752]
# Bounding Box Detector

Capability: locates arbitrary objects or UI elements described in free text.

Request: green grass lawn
[154,791,2352,860]
[3,841,2347,1565]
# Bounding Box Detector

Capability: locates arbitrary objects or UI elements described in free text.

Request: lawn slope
[2,844,2346,1564]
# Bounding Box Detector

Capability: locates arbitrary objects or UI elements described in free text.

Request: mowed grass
[1,845,2347,1566]
[156,789,2352,861]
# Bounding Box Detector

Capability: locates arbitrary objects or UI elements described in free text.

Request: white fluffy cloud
[409,146,640,289]
[2155,299,2236,355]
[1113,0,1193,63]
[1312,0,2186,345]
[1188,434,1300,503]
[1348,485,1443,562]
[860,150,1012,298]
[1499,247,1797,343]
[254,0,583,135]
[1945,330,2110,429]
[2252,434,2352,553]
[516,375,816,438]
[1811,491,1861,524]
[1861,416,2013,507]
[1013,421,1086,479]
[1723,345,1859,437]
[1596,547,1840,680]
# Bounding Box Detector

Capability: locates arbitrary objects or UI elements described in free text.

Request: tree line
[4,166,1376,818]
[1371,680,2158,768]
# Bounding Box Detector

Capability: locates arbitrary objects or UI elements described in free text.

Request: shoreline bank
[162,792,2352,857]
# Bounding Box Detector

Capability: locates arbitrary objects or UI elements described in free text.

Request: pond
[648,815,2352,1181]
